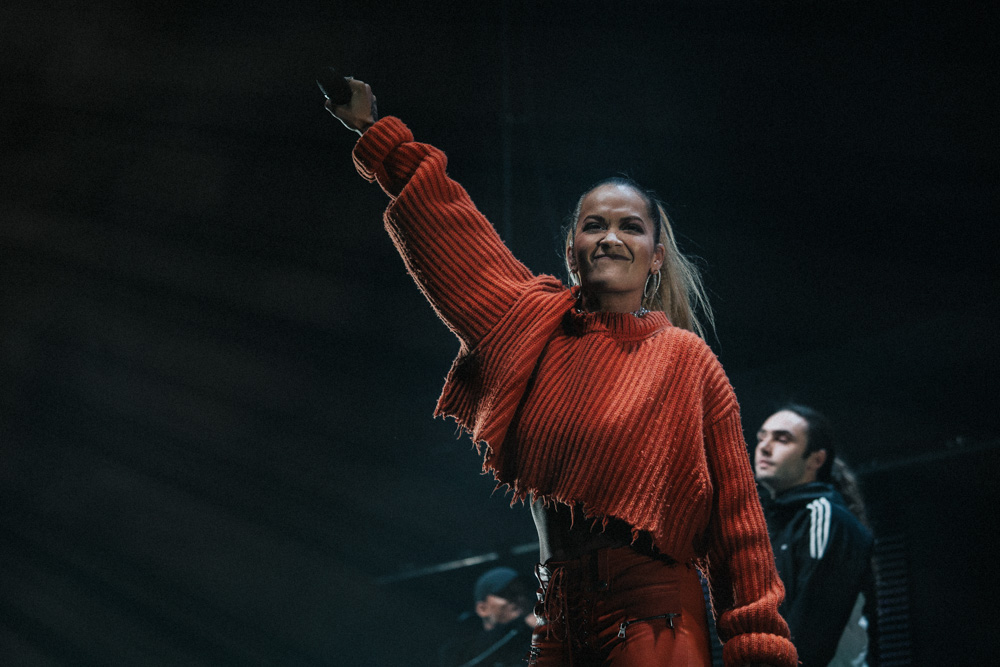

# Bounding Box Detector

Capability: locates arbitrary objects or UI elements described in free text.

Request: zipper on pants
[618,612,680,639]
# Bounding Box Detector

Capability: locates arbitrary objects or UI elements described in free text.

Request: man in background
[755,404,878,666]
[438,566,536,667]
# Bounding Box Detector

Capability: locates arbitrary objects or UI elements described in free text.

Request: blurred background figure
[755,404,878,667]
[439,566,537,667]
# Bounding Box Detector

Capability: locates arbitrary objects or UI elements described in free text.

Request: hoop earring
[567,244,580,285]
[643,270,661,302]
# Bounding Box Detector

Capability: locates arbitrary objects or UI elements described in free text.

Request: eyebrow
[582,214,646,224]
[758,429,795,439]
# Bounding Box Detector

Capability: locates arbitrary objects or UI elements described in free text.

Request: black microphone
[316,66,353,106]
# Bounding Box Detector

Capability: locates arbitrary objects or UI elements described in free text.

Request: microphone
[316,66,353,106]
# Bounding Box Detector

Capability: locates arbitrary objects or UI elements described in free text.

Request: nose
[756,438,772,456]
[600,230,623,247]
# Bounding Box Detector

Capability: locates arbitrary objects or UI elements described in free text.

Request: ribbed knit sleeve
[353,117,535,347]
[701,369,797,667]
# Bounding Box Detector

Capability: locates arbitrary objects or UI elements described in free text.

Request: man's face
[755,410,820,495]
[476,594,525,630]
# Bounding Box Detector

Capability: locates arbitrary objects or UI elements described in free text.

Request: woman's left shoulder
[661,325,718,360]
[659,327,734,397]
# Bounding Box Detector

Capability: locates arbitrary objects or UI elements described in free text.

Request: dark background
[2,1,997,664]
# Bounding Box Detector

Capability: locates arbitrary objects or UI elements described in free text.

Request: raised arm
[699,361,798,667]
[327,79,537,347]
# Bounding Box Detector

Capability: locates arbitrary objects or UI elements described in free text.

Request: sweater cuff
[352,116,413,184]
[722,632,798,667]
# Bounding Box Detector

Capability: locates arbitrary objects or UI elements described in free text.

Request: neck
[766,479,818,498]
[579,289,644,314]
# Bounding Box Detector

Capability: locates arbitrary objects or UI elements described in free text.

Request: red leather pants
[529,546,712,666]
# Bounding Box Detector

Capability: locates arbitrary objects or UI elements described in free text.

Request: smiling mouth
[593,254,629,261]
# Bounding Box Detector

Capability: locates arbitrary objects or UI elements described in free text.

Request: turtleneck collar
[565,287,672,342]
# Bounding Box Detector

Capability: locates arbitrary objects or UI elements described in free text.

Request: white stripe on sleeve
[808,498,832,559]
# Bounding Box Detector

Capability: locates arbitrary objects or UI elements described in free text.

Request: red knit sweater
[353,117,797,667]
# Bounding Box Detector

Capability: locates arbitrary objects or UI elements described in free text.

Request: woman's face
[568,184,665,311]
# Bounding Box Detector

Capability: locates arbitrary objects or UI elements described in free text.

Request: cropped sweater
[352,117,796,667]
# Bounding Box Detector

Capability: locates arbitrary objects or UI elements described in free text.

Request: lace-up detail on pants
[535,563,569,643]
[534,560,598,665]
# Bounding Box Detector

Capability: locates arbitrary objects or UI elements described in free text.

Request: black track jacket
[760,482,877,666]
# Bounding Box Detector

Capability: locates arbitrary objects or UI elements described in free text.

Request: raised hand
[325,77,378,135]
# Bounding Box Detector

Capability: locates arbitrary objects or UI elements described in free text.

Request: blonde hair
[564,178,715,338]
